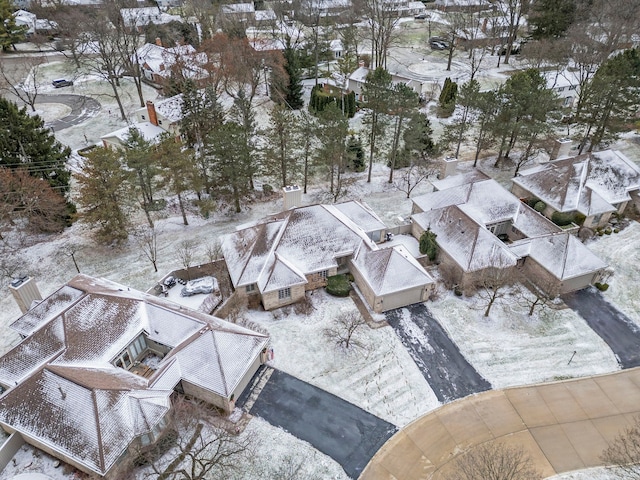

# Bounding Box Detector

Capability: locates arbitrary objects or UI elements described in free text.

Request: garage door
[381,286,424,312]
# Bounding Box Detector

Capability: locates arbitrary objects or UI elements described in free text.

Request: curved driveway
[360,368,640,479]
[36,94,101,131]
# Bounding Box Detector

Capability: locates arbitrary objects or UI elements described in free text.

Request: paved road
[248,369,397,479]
[361,368,640,480]
[36,93,101,131]
[562,287,640,368]
[386,303,491,402]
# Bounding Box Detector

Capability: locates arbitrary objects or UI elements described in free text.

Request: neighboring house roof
[513,150,640,216]
[134,43,207,82]
[332,200,387,234]
[222,2,255,13]
[222,202,378,289]
[412,205,519,272]
[413,179,521,226]
[352,244,434,296]
[431,170,490,191]
[120,7,181,27]
[511,203,562,238]
[101,122,167,145]
[510,233,607,281]
[0,275,268,477]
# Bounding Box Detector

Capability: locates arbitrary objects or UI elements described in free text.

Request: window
[141,115,146,120]
[246,284,255,293]
[278,288,291,300]
[318,270,328,279]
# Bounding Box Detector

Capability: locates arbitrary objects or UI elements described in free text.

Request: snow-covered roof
[120,7,180,27]
[222,202,380,290]
[135,43,207,80]
[511,233,607,280]
[333,201,386,233]
[431,170,489,191]
[412,206,519,272]
[513,150,640,216]
[351,244,434,296]
[101,122,167,144]
[413,179,521,226]
[511,203,562,237]
[255,9,276,21]
[0,275,268,477]
[154,94,185,123]
[222,2,255,13]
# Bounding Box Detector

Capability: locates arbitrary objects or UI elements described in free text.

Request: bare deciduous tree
[0,55,47,112]
[392,161,435,199]
[324,310,367,350]
[204,239,222,264]
[134,396,253,480]
[176,239,198,280]
[60,243,83,274]
[446,442,541,480]
[476,268,516,317]
[134,225,160,273]
[602,415,640,480]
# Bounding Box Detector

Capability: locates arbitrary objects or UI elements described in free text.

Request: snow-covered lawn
[250,290,440,427]
[428,289,620,389]
[588,221,640,325]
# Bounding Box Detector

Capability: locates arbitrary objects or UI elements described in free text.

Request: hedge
[326,274,352,297]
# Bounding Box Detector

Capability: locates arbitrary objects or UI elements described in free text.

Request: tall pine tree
[0,0,27,51]
[0,98,71,193]
[283,38,304,109]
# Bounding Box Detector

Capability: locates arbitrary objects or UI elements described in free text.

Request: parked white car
[180,276,217,297]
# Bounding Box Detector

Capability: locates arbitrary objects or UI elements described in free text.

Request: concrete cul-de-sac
[361,367,640,479]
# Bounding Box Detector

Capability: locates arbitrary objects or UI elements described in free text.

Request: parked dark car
[52,79,73,88]
[414,13,428,19]
[163,276,177,288]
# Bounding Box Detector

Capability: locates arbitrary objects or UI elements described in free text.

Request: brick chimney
[146,100,158,126]
[155,37,162,47]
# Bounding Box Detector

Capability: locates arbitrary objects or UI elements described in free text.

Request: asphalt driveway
[36,94,101,131]
[386,303,491,402]
[248,369,397,479]
[562,287,640,368]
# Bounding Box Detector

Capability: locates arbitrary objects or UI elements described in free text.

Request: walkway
[360,368,640,479]
[562,287,640,368]
[248,369,397,479]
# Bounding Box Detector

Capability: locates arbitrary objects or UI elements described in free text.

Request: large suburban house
[221,200,435,312]
[348,66,425,100]
[101,96,183,149]
[0,275,269,478]
[410,171,608,296]
[511,149,640,229]
[133,41,208,85]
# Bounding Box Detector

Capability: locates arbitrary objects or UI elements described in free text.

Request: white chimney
[9,276,43,314]
[550,138,573,161]
[442,156,458,178]
[283,185,302,210]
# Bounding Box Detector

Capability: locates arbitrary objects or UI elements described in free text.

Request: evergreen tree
[0,0,27,51]
[123,127,158,226]
[419,229,438,261]
[156,135,198,225]
[442,79,481,158]
[283,38,304,109]
[263,104,298,187]
[387,83,418,183]
[577,48,640,152]
[345,135,365,172]
[76,147,132,244]
[362,67,392,182]
[0,98,71,193]
[229,90,259,190]
[438,77,458,117]
[181,83,224,194]
[315,103,349,201]
[401,112,437,167]
[529,0,576,39]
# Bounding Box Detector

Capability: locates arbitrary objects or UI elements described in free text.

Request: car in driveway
[180,276,216,297]
[52,79,73,88]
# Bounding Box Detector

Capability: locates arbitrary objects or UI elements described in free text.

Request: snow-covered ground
[2,30,639,479]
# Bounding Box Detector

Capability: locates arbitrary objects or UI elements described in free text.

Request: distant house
[13,9,57,35]
[221,201,435,312]
[434,0,491,12]
[120,7,181,31]
[133,42,208,85]
[0,274,269,478]
[410,171,608,296]
[511,150,640,229]
[544,70,580,109]
[348,66,425,100]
